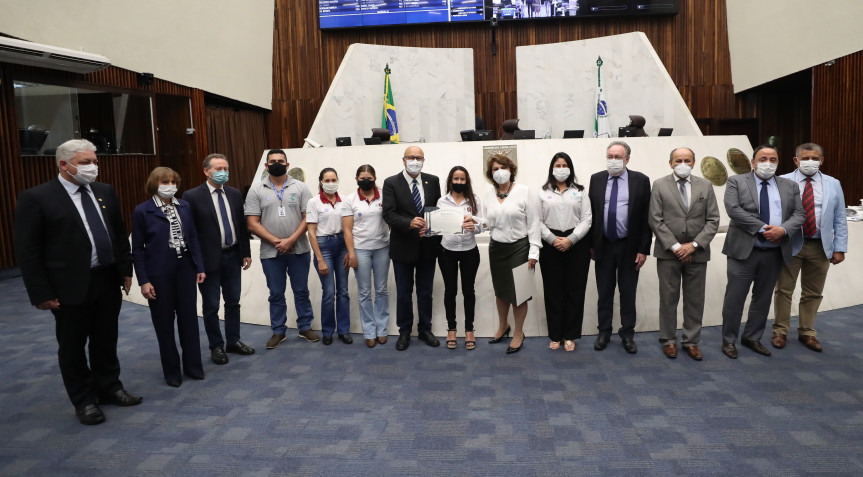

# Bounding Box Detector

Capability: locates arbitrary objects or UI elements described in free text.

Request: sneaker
[298,329,320,342]
[266,334,286,349]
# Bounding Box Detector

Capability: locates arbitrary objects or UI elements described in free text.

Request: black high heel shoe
[488,326,511,344]
[506,333,525,354]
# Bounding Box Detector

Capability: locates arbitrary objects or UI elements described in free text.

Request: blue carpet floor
[1,275,862,476]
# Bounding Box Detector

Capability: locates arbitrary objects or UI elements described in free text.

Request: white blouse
[436,192,486,252]
[481,183,542,260]
[537,185,592,245]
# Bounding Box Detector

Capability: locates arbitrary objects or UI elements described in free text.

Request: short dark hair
[146,167,181,196]
[203,153,227,169]
[266,149,287,162]
[485,153,517,183]
[752,145,779,158]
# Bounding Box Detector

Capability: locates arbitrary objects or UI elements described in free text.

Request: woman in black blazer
[132,167,206,387]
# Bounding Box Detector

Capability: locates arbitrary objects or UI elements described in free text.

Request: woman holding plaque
[482,154,541,354]
[342,165,391,348]
[437,166,486,350]
[537,152,592,352]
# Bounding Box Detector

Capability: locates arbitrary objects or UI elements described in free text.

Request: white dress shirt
[402,169,425,209]
[537,185,592,245]
[481,183,542,260]
[793,169,823,237]
[58,174,110,268]
[207,182,237,249]
[437,192,486,252]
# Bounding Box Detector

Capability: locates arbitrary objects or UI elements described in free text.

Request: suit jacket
[382,171,442,263]
[14,178,133,306]
[721,172,805,265]
[648,174,720,262]
[780,170,848,257]
[588,168,652,261]
[131,198,205,285]
[181,182,251,273]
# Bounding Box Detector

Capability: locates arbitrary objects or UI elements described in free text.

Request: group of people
[15,138,847,425]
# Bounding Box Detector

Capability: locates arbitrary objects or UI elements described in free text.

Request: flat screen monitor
[658,128,673,136]
[460,129,475,141]
[563,130,584,139]
[336,137,352,146]
[475,130,493,141]
[363,137,382,145]
[514,129,535,140]
[618,127,635,138]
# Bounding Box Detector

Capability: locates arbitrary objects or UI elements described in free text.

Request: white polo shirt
[341,188,389,250]
[306,191,343,236]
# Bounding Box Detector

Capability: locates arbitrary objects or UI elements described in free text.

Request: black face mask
[451,183,467,194]
[357,179,375,191]
[268,163,287,177]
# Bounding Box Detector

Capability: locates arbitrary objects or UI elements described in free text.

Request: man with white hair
[15,139,142,425]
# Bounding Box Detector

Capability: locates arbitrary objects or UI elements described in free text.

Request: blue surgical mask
[211,170,229,185]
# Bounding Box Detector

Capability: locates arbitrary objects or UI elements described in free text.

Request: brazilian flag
[382,64,399,144]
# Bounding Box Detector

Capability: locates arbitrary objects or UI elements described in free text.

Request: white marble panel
[305,43,475,147]
[516,32,701,139]
[126,137,863,340]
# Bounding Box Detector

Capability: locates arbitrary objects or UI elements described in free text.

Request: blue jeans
[355,246,390,339]
[261,252,314,334]
[198,247,242,349]
[313,234,350,337]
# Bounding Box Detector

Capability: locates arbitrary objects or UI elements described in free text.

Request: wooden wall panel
[205,105,269,192]
[812,51,863,206]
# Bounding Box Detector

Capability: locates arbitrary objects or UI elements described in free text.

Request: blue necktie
[217,189,233,247]
[759,180,770,225]
[606,176,619,242]
[411,179,423,215]
[78,186,113,266]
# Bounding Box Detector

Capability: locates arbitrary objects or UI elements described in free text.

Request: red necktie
[802,178,816,237]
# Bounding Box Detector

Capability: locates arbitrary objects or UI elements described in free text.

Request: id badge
[278,206,286,217]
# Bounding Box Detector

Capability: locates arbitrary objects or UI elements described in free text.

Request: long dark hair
[446,166,477,213]
[318,167,337,192]
[542,152,583,191]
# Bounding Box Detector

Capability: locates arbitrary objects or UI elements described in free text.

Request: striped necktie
[411,178,423,215]
[802,178,816,237]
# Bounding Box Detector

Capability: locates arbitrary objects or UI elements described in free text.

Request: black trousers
[147,253,203,381]
[539,236,590,341]
[392,259,436,336]
[52,266,123,408]
[437,247,480,332]
[594,238,640,339]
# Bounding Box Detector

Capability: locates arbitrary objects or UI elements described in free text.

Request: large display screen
[319,1,677,29]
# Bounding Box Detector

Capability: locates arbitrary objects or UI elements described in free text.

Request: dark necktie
[679,179,689,209]
[217,189,234,247]
[411,178,423,215]
[759,180,770,225]
[78,186,113,266]
[606,176,619,241]
[802,178,816,237]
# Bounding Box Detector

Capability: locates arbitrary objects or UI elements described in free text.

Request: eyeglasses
[404,155,425,161]
[606,155,627,160]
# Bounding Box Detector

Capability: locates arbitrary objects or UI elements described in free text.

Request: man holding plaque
[382,146,443,350]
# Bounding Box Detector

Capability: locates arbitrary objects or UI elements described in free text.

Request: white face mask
[321,181,339,195]
[755,162,778,179]
[405,160,423,176]
[798,159,821,176]
[673,164,692,179]
[492,169,511,185]
[552,168,571,182]
[67,162,98,185]
[157,184,178,200]
[606,159,625,176]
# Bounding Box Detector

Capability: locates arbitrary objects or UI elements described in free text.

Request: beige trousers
[773,239,830,337]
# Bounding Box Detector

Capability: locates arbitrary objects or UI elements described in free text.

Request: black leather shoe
[418,332,440,347]
[185,372,205,380]
[721,341,738,359]
[741,339,772,356]
[226,340,255,355]
[338,334,353,344]
[622,337,638,354]
[211,346,229,365]
[396,334,411,351]
[488,326,511,344]
[594,335,611,351]
[75,403,105,425]
[166,377,182,388]
[322,335,334,345]
[100,389,143,407]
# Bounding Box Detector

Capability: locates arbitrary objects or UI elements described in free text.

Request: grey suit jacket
[721,172,805,265]
[649,174,720,262]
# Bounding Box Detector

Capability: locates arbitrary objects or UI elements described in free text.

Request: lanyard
[269,178,288,203]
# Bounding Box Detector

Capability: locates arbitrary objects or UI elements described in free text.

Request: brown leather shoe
[798,335,823,352]
[771,333,786,348]
[684,345,703,361]
[722,341,738,359]
[365,339,377,348]
[377,336,388,345]
[662,343,677,359]
[741,339,772,356]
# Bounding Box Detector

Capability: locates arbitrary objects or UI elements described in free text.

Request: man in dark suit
[14,139,142,425]
[382,146,443,351]
[182,153,254,365]
[720,145,805,359]
[588,140,652,354]
[648,147,720,361]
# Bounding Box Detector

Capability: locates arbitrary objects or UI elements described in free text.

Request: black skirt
[488,236,530,304]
